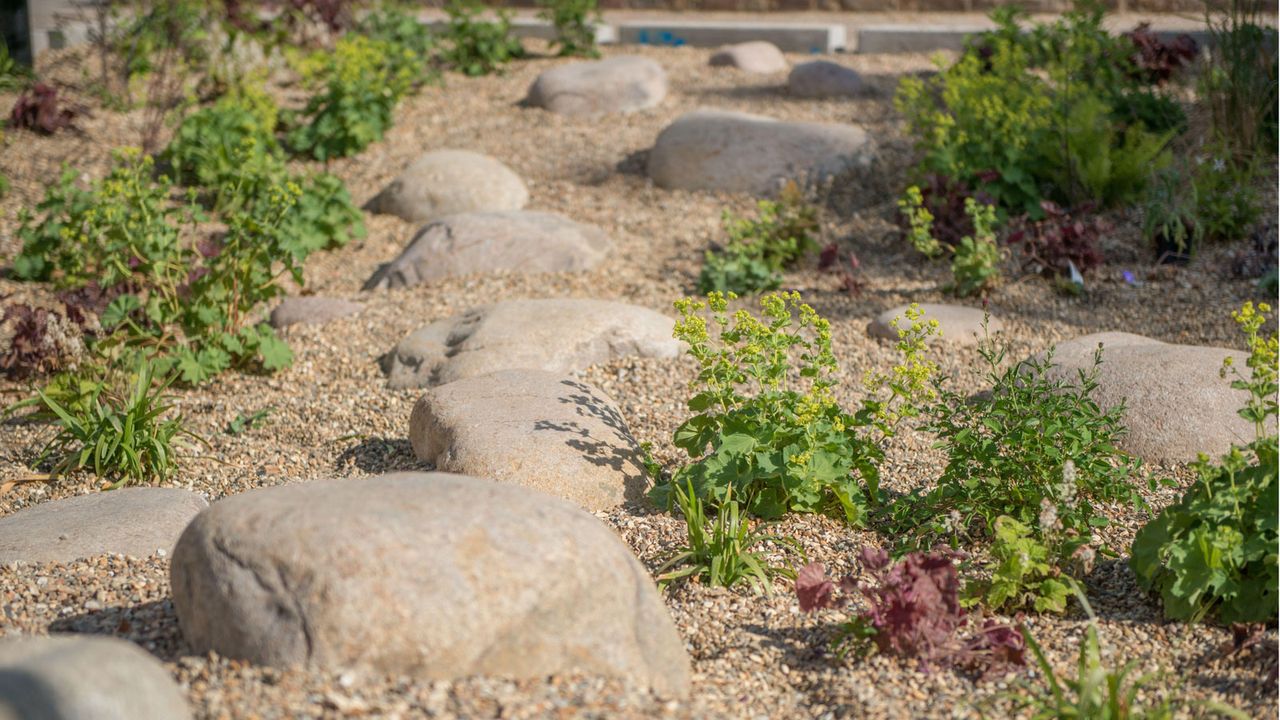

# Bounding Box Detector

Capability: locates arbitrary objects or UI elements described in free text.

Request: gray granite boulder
[0,635,191,720]
[709,41,788,73]
[269,297,364,329]
[384,298,679,388]
[0,489,207,564]
[647,109,876,196]
[410,370,647,510]
[867,303,1000,346]
[526,56,667,117]
[365,150,528,224]
[788,60,866,97]
[363,211,611,291]
[169,473,691,696]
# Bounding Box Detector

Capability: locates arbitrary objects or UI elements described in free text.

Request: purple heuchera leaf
[855,548,966,669]
[796,562,837,612]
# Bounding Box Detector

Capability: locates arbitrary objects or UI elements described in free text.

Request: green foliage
[358,5,438,69]
[650,292,882,523]
[898,185,942,259]
[225,406,273,435]
[539,0,601,57]
[963,516,1072,614]
[949,198,1001,297]
[657,480,800,593]
[34,359,190,488]
[895,329,1145,555]
[162,91,282,205]
[1191,150,1263,243]
[0,40,32,92]
[1142,165,1201,257]
[114,0,211,79]
[1131,302,1278,625]
[698,185,820,295]
[1045,94,1172,208]
[1200,0,1279,165]
[285,34,415,160]
[440,0,525,77]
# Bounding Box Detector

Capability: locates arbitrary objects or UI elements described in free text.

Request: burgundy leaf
[796,562,837,612]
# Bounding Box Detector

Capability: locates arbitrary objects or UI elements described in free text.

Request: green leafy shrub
[1142,165,1201,259]
[698,186,820,295]
[114,0,211,79]
[898,185,942,259]
[285,34,415,160]
[162,91,282,205]
[440,0,525,77]
[963,516,1072,614]
[656,481,800,593]
[949,198,1001,297]
[894,329,1145,556]
[1130,302,1278,625]
[0,40,32,92]
[1045,94,1172,207]
[1191,150,1263,243]
[357,5,440,85]
[34,359,191,488]
[1200,0,1279,166]
[539,0,600,57]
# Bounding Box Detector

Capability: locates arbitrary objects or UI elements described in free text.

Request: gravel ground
[1,38,1277,719]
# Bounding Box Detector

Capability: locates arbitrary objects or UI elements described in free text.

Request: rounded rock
[365,150,528,224]
[788,60,866,97]
[867,303,1000,346]
[709,41,788,74]
[526,56,667,117]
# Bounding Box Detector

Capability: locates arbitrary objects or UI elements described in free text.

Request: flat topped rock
[646,109,876,196]
[0,635,192,720]
[365,150,528,224]
[269,296,363,328]
[410,370,647,511]
[526,56,667,117]
[709,41,788,73]
[363,211,611,291]
[788,60,866,97]
[867,303,1000,346]
[0,488,208,565]
[384,298,680,389]
[169,472,691,696]
[1036,332,1269,464]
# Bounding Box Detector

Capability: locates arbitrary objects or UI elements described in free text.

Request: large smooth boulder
[0,635,192,720]
[169,473,691,696]
[867,303,1000,346]
[1037,332,1265,464]
[788,60,866,97]
[363,212,611,291]
[410,370,646,510]
[709,41,788,73]
[526,56,667,117]
[647,109,876,196]
[0,489,207,565]
[384,298,680,388]
[269,296,364,329]
[364,150,528,224]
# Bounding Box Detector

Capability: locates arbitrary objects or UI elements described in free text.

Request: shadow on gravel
[48,600,186,662]
[613,148,650,179]
[333,437,429,475]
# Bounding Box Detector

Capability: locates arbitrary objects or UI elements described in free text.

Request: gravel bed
[1,38,1276,719]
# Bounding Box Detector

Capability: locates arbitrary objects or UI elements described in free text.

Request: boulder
[788,60,866,97]
[269,296,364,329]
[169,473,691,696]
[365,150,528,224]
[1037,332,1266,464]
[708,41,788,73]
[384,298,680,388]
[0,488,208,565]
[647,109,875,196]
[526,56,667,117]
[363,212,611,291]
[0,635,191,720]
[867,303,999,346]
[410,370,646,510]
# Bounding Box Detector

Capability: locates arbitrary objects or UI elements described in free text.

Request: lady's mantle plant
[648,292,936,525]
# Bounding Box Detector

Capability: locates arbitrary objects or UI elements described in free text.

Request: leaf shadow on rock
[530,379,651,507]
[333,437,429,475]
[48,599,186,662]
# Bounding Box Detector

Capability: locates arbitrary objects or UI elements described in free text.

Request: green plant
[34,359,191,488]
[285,34,415,160]
[1130,302,1277,624]
[0,40,32,92]
[898,185,942,258]
[895,326,1145,556]
[698,187,820,295]
[1200,0,1279,166]
[963,516,1072,614]
[440,0,525,77]
[1191,149,1263,243]
[225,406,273,435]
[1045,94,1172,207]
[1142,165,1202,257]
[163,91,282,206]
[539,0,600,57]
[656,480,800,593]
[949,198,1001,296]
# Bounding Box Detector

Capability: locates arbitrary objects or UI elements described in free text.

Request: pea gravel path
[1,38,1276,719]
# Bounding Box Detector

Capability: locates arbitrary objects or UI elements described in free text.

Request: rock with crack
[363,211,611,291]
[383,298,680,388]
[364,150,528,224]
[168,472,692,696]
[0,635,192,719]
[1031,331,1271,464]
[526,56,667,117]
[0,488,208,564]
[647,109,876,196]
[410,369,646,510]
